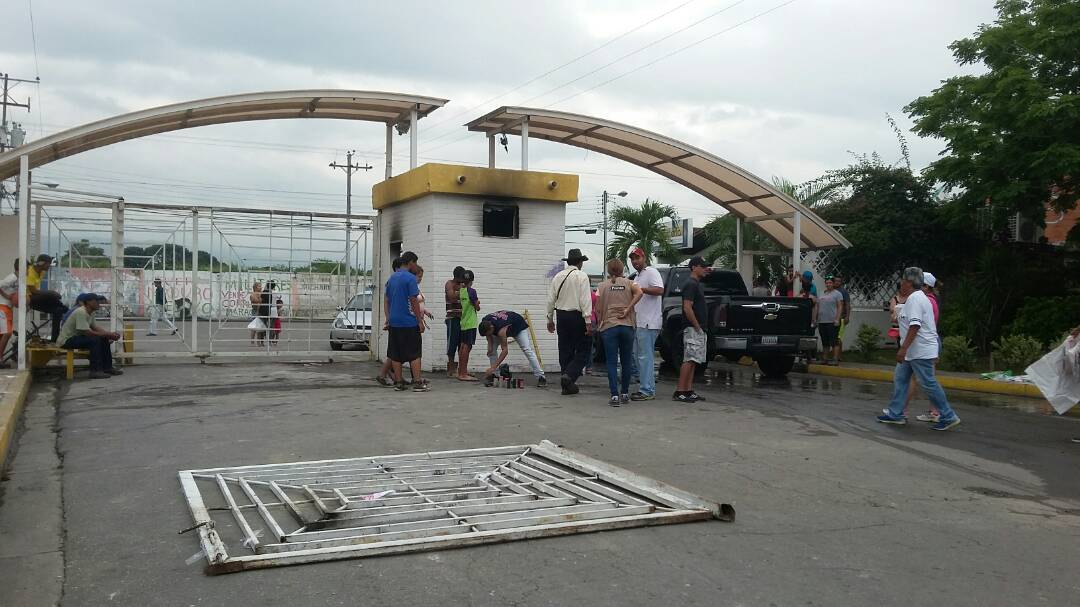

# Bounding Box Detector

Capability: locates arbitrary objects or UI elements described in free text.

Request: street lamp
[602,190,628,259]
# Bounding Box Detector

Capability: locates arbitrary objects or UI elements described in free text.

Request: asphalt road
[3,360,1080,606]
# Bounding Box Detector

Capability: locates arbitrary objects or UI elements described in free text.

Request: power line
[417,0,701,146]
[549,0,800,108]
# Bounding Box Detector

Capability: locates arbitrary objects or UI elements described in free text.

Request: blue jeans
[601,325,635,396]
[635,328,659,396]
[886,358,957,420]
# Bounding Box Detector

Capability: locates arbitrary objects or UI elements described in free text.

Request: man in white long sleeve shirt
[546,249,593,395]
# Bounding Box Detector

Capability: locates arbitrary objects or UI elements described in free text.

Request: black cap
[35,254,53,264]
[688,256,709,269]
[562,248,588,263]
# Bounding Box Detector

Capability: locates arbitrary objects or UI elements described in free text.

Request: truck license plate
[761,336,778,345]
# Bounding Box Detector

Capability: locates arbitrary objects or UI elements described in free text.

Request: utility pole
[601,190,628,260]
[1,73,36,152]
[329,150,372,294]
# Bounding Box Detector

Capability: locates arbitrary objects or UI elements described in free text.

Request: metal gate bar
[178,439,731,574]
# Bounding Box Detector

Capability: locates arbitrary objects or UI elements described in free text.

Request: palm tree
[605,200,680,264]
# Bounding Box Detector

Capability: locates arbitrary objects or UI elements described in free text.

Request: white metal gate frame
[18,188,378,367]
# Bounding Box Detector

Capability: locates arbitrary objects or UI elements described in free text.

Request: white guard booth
[371,163,579,373]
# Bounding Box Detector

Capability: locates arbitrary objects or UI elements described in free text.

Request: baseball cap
[629,247,646,259]
[802,270,813,281]
[76,292,107,303]
[688,256,709,269]
[922,272,937,288]
[35,254,53,264]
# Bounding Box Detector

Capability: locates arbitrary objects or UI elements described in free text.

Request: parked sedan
[330,293,372,351]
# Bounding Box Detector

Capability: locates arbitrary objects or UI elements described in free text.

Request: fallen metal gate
[178,439,733,574]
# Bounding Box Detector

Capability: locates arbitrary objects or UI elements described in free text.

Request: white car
[330,293,372,351]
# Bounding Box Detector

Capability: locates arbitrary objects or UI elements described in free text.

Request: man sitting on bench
[58,292,122,379]
[27,254,69,343]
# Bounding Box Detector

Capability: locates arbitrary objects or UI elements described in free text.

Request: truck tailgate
[720,297,814,336]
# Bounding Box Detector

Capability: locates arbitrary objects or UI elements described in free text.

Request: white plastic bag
[1026,340,1080,415]
[247,317,265,330]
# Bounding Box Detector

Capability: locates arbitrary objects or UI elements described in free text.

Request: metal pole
[110,201,123,337]
[191,210,200,353]
[792,211,802,296]
[33,202,41,255]
[409,107,418,169]
[16,155,28,370]
[385,123,393,180]
[602,190,609,260]
[521,118,529,171]
[488,134,496,169]
[345,150,352,296]
[735,217,742,272]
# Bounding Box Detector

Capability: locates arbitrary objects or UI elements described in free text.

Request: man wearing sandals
[385,251,429,392]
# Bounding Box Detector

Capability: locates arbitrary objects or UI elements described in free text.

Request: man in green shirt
[58,293,122,379]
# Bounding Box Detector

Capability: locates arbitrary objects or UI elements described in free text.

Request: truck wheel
[755,355,794,378]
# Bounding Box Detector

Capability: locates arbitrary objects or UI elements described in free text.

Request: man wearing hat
[26,254,69,343]
[148,278,178,336]
[629,247,664,400]
[546,249,593,395]
[58,292,122,379]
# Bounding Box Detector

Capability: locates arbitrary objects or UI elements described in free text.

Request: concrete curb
[0,370,33,474]
[806,363,1044,399]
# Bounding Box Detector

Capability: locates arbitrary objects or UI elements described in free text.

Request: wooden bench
[27,346,91,380]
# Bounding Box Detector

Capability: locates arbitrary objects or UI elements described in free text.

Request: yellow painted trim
[0,371,32,473]
[806,364,1045,399]
[372,163,579,209]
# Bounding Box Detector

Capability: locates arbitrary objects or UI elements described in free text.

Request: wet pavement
[2,359,1079,606]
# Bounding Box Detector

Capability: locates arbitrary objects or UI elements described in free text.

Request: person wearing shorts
[385,251,428,392]
[0,259,17,367]
[444,266,465,376]
[816,277,844,365]
[456,270,480,381]
[675,256,710,403]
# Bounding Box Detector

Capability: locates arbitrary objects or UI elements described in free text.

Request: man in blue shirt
[384,251,428,391]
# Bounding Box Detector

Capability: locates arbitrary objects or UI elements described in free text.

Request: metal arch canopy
[465,106,850,251]
[0,89,449,180]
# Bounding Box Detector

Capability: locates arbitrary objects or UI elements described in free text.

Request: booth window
[483,203,519,238]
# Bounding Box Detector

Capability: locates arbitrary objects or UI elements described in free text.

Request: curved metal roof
[0,90,448,180]
[466,106,849,250]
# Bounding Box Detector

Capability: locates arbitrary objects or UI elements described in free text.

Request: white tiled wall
[377,193,567,373]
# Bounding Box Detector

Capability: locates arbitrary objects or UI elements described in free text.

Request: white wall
[377,193,566,373]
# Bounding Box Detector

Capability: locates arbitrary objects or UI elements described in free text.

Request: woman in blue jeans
[596,259,643,407]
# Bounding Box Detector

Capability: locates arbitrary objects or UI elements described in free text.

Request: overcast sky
[0,0,998,264]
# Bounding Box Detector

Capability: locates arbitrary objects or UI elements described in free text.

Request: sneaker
[687,391,705,402]
[609,396,621,407]
[620,394,630,405]
[537,376,548,388]
[931,417,961,431]
[375,375,394,387]
[88,371,110,379]
[630,392,654,401]
[412,382,430,392]
[673,391,695,403]
[916,412,941,423]
[877,414,907,425]
[105,368,124,376]
[394,381,408,391]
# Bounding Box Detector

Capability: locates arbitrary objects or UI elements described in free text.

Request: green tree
[905,0,1080,231]
[605,200,680,264]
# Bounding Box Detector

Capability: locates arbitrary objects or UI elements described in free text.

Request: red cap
[629,247,646,259]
